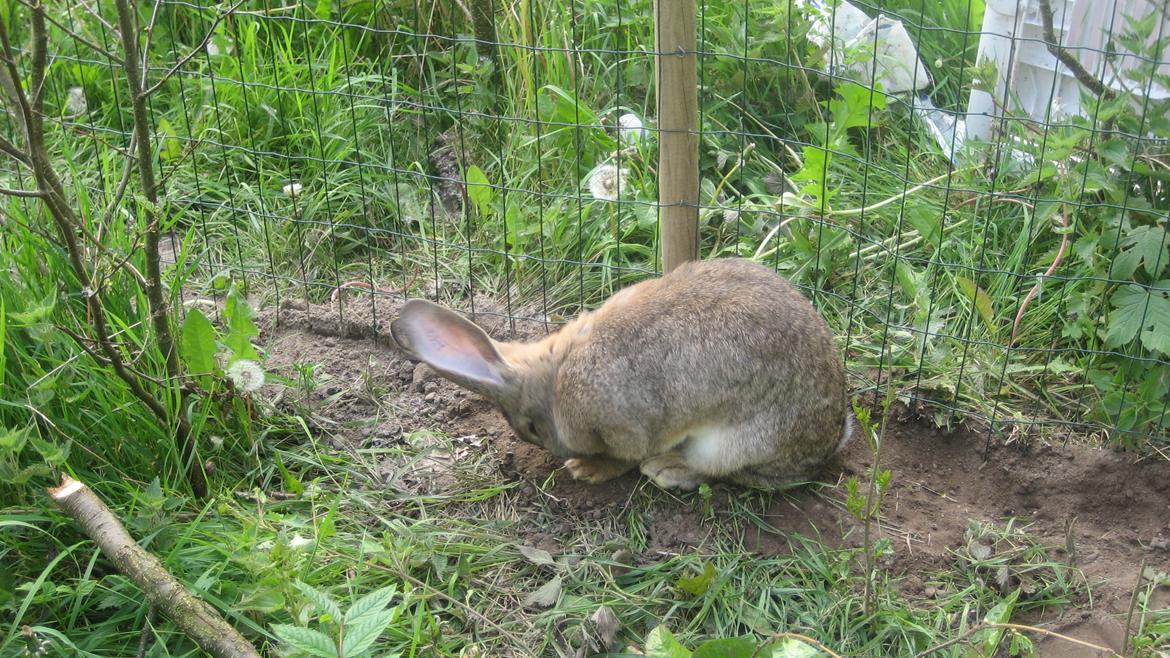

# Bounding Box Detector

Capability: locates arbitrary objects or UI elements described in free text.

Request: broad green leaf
[963,589,1019,658]
[831,82,887,131]
[28,434,69,466]
[764,637,825,658]
[692,636,757,658]
[644,626,692,658]
[676,562,716,596]
[180,308,218,377]
[1111,245,1141,280]
[345,585,397,626]
[0,425,27,452]
[522,575,562,608]
[158,118,182,162]
[465,166,493,217]
[2,463,52,486]
[1105,280,1170,355]
[294,581,342,622]
[541,85,601,128]
[341,608,397,656]
[955,276,995,332]
[516,544,556,566]
[8,298,54,326]
[1097,139,1132,168]
[1123,225,1170,278]
[270,624,338,658]
[224,286,260,363]
[237,583,285,614]
[275,451,304,496]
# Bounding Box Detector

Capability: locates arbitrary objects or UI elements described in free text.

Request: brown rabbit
[390,258,851,490]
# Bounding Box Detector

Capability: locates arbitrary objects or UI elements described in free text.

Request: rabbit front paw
[564,456,636,484]
[639,454,704,491]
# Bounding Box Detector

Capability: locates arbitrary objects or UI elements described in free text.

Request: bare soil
[256,291,1170,657]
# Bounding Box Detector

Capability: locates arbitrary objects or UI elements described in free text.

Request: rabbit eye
[527,421,538,435]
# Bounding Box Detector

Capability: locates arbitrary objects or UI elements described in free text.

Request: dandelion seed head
[66,87,88,115]
[226,359,265,393]
[588,165,629,201]
[282,182,303,198]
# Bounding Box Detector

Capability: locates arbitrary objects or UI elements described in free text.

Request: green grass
[0,426,1099,657]
[3,0,1170,655]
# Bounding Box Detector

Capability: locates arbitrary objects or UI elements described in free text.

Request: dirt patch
[255,292,1170,656]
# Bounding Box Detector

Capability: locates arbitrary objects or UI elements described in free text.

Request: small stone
[412,362,438,391]
[424,392,437,403]
[923,586,938,598]
[1151,535,1168,551]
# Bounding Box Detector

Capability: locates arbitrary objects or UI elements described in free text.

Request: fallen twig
[48,475,261,658]
[1010,204,1070,344]
[761,632,843,658]
[1037,0,1116,102]
[330,271,421,304]
[913,622,1123,657]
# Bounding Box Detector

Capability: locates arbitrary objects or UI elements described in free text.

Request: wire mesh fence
[13,0,1170,451]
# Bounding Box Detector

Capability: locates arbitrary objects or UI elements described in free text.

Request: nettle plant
[179,280,267,397]
[1008,13,1170,440]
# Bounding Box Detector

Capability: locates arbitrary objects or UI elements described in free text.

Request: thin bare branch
[141,0,166,83]
[28,3,47,116]
[1038,0,1116,101]
[16,0,119,60]
[75,0,117,35]
[100,133,138,229]
[112,0,208,498]
[0,185,45,198]
[6,7,207,499]
[0,15,35,136]
[139,0,247,99]
[58,324,165,387]
[0,134,31,165]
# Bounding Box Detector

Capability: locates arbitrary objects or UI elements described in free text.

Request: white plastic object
[799,0,932,95]
[966,0,1170,142]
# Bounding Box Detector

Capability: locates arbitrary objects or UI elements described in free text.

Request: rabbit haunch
[390,258,851,490]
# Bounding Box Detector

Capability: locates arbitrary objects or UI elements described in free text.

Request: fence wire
[20,0,1170,450]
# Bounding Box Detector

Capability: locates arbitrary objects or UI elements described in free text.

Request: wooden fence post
[655,0,699,273]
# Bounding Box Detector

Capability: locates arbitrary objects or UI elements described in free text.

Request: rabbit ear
[391,299,508,393]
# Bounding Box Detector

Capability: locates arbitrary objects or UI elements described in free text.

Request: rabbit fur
[390,258,851,490]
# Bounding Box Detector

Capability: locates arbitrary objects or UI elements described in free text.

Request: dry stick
[1122,557,1148,656]
[136,606,157,658]
[0,185,45,198]
[330,270,422,303]
[15,0,120,60]
[139,0,247,99]
[1010,204,1070,344]
[113,0,207,498]
[912,622,1123,658]
[1037,0,1116,101]
[0,9,205,496]
[48,476,261,658]
[760,633,842,658]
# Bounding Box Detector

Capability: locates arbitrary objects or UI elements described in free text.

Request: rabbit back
[553,258,847,484]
